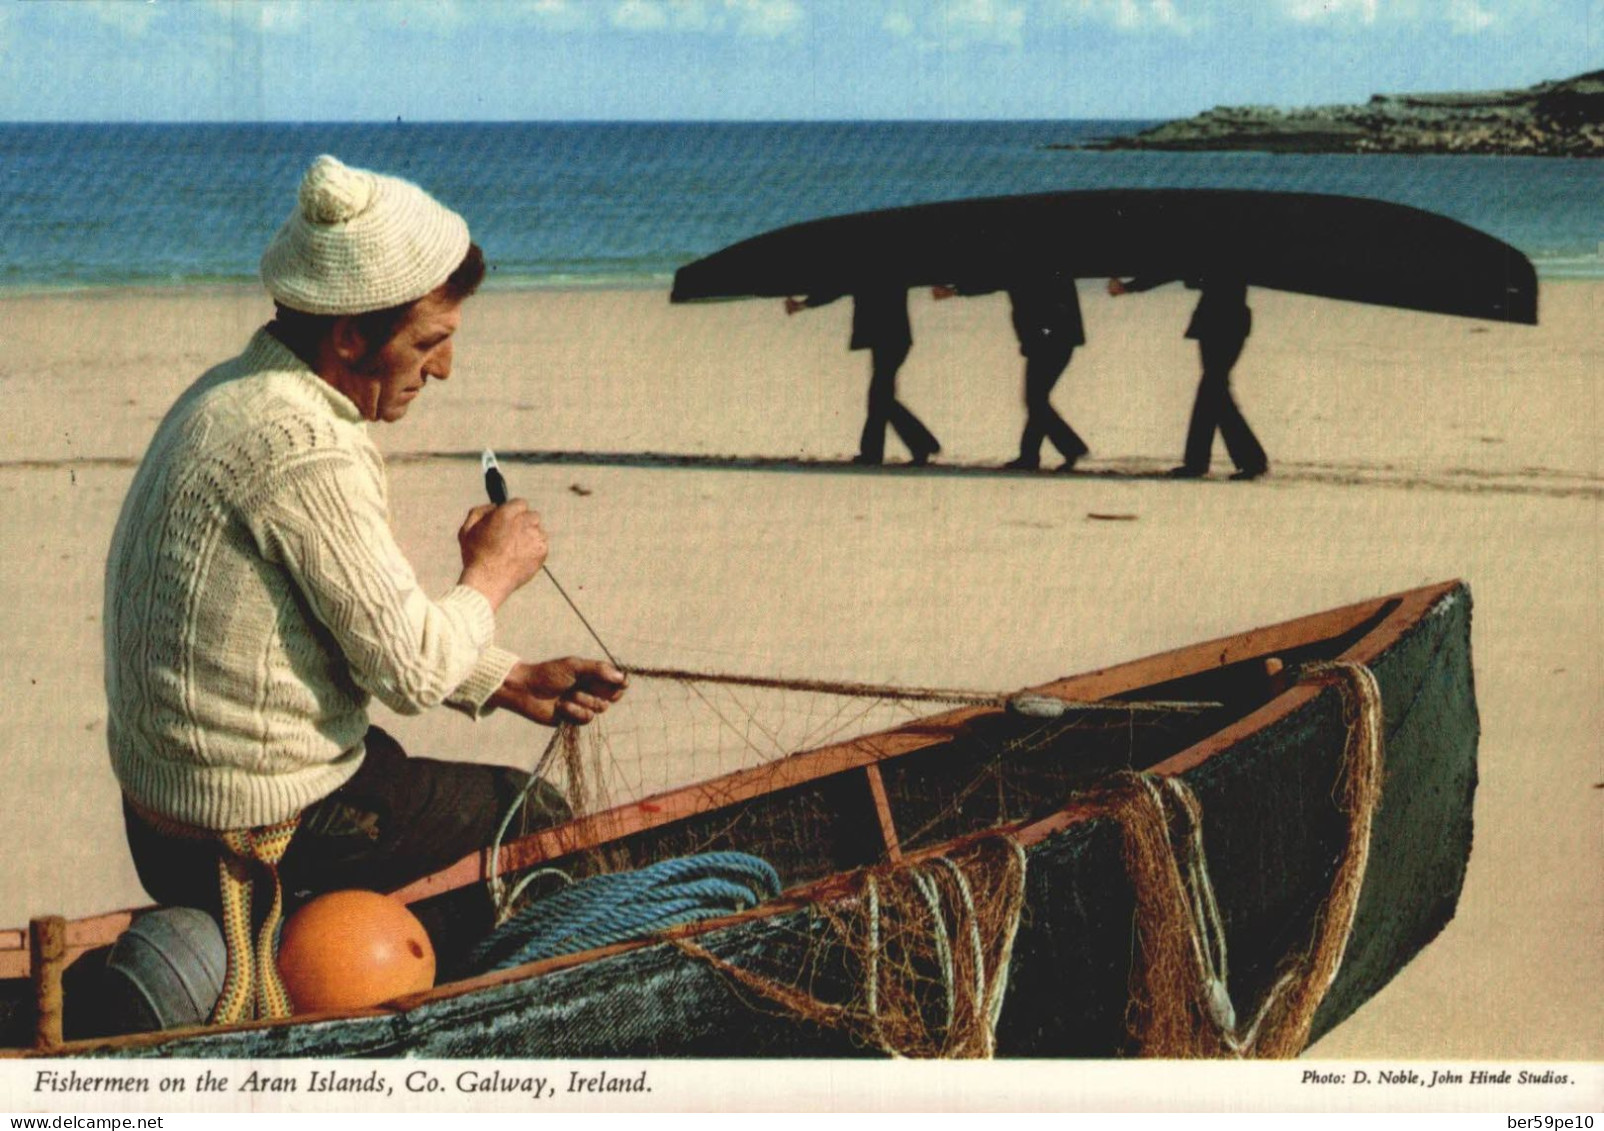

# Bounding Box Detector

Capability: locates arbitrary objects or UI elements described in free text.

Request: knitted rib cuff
[449,646,521,719]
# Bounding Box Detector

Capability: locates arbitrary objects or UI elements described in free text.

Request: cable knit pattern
[105,329,517,831]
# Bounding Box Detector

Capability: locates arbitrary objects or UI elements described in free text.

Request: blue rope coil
[467,851,783,974]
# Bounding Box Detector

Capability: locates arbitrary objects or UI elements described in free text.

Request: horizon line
[0,116,1164,127]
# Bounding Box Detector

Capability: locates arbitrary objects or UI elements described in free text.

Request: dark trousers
[123,726,570,918]
[1019,348,1088,464]
[859,343,939,462]
[1182,335,1267,474]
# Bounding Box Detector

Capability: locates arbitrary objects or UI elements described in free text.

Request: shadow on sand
[380,450,1601,500]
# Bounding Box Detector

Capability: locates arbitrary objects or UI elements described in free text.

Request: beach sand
[0,281,1597,1060]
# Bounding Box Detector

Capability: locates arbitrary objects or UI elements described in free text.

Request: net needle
[481,449,623,671]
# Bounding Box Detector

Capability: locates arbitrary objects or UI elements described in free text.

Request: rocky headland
[1083,70,1604,157]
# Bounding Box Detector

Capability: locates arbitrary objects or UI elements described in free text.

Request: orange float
[276,890,436,1013]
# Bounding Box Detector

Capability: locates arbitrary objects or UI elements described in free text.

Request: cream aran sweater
[105,329,518,831]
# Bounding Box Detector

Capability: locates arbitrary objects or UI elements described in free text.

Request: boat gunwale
[0,579,1464,1056]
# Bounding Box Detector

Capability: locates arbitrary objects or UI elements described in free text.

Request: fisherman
[784,285,941,466]
[933,272,1090,471]
[1107,274,1268,480]
[104,155,626,1017]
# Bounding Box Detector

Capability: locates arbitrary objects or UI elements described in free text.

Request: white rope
[487,729,567,922]
[985,839,1029,1042]
[1136,773,1239,1043]
[933,855,989,1013]
[865,875,887,1055]
[910,869,956,1042]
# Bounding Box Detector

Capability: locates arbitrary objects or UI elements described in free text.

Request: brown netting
[1066,771,1240,1057]
[533,665,1214,826]
[487,670,1033,921]
[542,668,1001,818]
[677,834,1029,1059]
[1066,660,1384,1057]
[1245,659,1385,1057]
[493,660,1381,1059]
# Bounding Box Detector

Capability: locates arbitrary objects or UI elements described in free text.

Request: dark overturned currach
[671,190,1537,326]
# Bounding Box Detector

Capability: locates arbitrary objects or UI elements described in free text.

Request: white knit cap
[259,155,472,315]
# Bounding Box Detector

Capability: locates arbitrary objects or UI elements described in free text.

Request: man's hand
[1106,278,1128,297]
[488,658,627,726]
[783,296,806,315]
[457,499,548,610]
[930,285,957,301]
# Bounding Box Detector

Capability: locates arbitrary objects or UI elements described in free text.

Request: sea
[0,120,1600,293]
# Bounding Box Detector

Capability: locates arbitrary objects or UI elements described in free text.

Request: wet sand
[0,281,1597,1059]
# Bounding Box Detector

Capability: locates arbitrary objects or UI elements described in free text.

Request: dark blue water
[1,121,1599,291]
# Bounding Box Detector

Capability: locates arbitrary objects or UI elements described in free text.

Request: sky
[0,0,1598,121]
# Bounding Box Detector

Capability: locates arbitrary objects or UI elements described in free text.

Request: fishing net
[480,658,1380,1059]
[495,665,1222,899]
[677,834,1029,1059]
[481,665,1217,1053]
[538,666,1011,819]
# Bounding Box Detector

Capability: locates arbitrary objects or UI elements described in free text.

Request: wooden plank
[1142,584,1440,779]
[0,909,143,980]
[862,764,902,863]
[30,917,65,1051]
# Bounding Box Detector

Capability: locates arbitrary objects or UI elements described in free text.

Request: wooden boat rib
[0,580,1478,1058]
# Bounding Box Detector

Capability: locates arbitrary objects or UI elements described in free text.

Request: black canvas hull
[670,190,1536,325]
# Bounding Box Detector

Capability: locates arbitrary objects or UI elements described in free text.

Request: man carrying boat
[1108,274,1269,480]
[784,286,942,466]
[933,272,1090,471]
[103,155,625,1015]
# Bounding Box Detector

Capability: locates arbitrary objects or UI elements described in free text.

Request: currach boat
[0,580,1478,1059]
[669,190,1539,326]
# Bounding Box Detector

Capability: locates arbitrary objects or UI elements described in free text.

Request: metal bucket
[102,907,226,1032]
